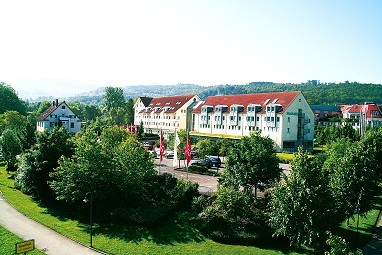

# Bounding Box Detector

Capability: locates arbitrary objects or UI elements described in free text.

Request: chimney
[56,99,59,106]
[52,100,55,106]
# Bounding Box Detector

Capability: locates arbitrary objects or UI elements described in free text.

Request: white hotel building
[133,91,314,152]
[192,91,314,152]
[134,94,201,137]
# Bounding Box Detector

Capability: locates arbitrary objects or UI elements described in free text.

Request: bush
[108,173,199,225]
[187,165,209,174]
[197,187,273,245]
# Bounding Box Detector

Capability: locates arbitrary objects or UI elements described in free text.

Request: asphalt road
[155,156,291,195]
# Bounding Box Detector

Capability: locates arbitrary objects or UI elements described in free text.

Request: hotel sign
[15,239,35,254]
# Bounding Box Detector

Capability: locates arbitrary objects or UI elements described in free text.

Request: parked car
[150,150,158,158]
[143,142,153,150]
[191,158,213,168]
[166,151,174,159]
[207,156,221,167]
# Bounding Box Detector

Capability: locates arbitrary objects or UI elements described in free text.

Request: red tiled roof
[343,104,362,114]
[361,104,382,119]
[138,94,197,114]
[193,91,301,114]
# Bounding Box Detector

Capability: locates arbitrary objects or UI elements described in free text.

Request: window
[277,117,280,122]
[70,122,74,128]
[62,105,66,109]
[287,128,290,134]
[288,117,290,123]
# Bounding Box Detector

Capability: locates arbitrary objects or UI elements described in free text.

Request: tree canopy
[268,147,334,246]
[0,82,27,115]
[220,132,281,197]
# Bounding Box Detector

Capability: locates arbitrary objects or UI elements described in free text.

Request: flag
[173,130,180,168]
[160,130,166,162]
[185,132,192,166]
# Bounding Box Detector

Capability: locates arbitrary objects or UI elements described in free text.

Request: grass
[276,152,295,163]
[335,193,382,250]
[0,166,305,255]
[0,225,46,255]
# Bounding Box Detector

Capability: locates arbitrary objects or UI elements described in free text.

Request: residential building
[359,103,382,135]
[192,91,314,152]
[310,105,341,124]
[134,94,201,137]
[36,99,81,136]
[341,103,382,132]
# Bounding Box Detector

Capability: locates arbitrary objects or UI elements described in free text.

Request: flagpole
[173,128,176,176]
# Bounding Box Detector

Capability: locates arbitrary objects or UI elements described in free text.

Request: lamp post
[83,192,93,248]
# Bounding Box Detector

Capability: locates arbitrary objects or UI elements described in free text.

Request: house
[36,99,81,136]
[359,103,382,135]
[341,102,382,133]
[310,105,341,124]
[192,91,314,152]
[134,94,201,137]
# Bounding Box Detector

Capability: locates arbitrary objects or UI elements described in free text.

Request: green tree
[0,111,26,133]
[325,231,363,255]
[358,127,382,179]
[15,127,73,201]
[0,129,22,172]
[104,87,125,111]
[269,147,333,246]
[50,127,154,205]
[82,105,102,122]
[198,186,271,243]
[220,132,281,197]
[0,111,35,150]
[103,87,127,125]
[125,98,135,124]
[196,139,215,159]
[0,82,26,115]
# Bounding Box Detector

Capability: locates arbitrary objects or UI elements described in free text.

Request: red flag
[160,130,166,162]
[185,132,192,166]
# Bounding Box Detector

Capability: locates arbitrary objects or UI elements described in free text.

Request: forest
[65,81,382,106]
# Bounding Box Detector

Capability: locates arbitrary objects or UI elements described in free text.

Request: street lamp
[83,192,93,248]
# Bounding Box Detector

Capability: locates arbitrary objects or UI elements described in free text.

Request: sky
[1,0,381,98]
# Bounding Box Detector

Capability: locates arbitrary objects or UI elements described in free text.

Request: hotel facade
[191,91,314,152]
[133,91,314,152]
[133,94,201,137]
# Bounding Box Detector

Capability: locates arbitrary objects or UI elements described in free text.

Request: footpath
[0,193,103,255]
[363,210,382,254]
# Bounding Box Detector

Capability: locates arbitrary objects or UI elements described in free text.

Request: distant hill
[67,81,382,106]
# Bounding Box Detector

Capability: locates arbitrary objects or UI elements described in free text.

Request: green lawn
[0,167,304,255]
[336,193,382,250]
[276,152,295,163]
[0,226,46,255]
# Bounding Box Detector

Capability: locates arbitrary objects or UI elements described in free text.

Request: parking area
[153,153,291,196]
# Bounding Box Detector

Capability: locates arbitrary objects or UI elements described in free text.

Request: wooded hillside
[69,81,382,105]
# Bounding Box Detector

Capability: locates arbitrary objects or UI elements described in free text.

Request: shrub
[197,187,272,245]
[108,173,199,225]
[187,165,209,174]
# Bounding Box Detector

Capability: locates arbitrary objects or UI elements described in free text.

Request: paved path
[0,193,103,255]
[363,210,382,255]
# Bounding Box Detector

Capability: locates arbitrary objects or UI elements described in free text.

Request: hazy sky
[1,0,381,97]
